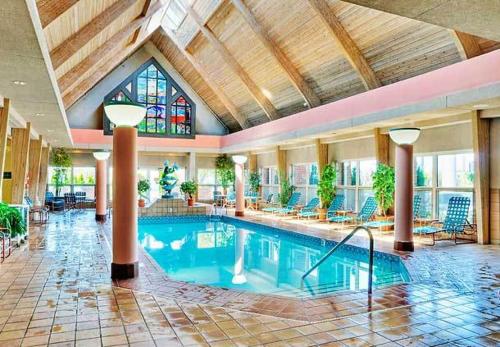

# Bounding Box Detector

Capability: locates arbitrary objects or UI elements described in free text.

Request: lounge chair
[329,196,377,225]
[225,191,236,207]
[45,192,64,212]
[262,192,301,213]
[296,197,320,218]
[299,194,345,219]
[413,196,475,245]
[257,193,274,210]
[364,195,422,230]
[275,192,303,215]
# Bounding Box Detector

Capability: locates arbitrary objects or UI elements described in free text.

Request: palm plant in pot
[180,180,198,207]
[137,179,150,207]
[215,154,235,195]
[50,148,72,197]
[278,173,295,207]
[372,164,395,229]
[317,164,336,220]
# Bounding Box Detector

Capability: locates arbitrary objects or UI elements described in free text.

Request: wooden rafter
[58,0,165,95]
[185,6,280,121]
[451,31,483,60]
[231,0,321,108]
[36,0,79,28]
[50,0,138,70]
[130,0,154,45]
[154,29,247,129]
[308,0,381,90]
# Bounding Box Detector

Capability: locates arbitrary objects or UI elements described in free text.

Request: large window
[261,166,279,201]
[197,168,219,201]
[48,166,96,198]
[290,163,318,204]
[338,160,375,212]
[104,58,195,138]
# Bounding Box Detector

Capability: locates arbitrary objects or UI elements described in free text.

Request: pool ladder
[300,226,374,295]
[209,204,227,221]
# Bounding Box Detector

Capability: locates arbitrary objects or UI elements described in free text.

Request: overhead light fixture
[104,100,146,127]
[232,155,248,164]
[389,127,421,145]
[93,152,110,161]
[12,80,27,86]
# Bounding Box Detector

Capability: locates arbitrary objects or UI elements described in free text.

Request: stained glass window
[104,59,195,137]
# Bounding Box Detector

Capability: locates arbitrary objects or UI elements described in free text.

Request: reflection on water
[138,221,409,297]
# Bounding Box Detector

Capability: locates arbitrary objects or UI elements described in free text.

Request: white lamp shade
[389,128,421,145]
[104,101,146,127]
[93,152,110,161]
[232,155,248,164]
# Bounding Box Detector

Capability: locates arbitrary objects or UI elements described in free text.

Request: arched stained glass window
[104,58,195,138]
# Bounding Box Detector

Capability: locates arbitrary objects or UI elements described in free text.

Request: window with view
[104,58,195,138]
[338,160,375,212]
[290,163,318,204]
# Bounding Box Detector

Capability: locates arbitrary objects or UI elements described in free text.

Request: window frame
[336,158,375,213]
[103,58,196,139]
[289,162,318,204]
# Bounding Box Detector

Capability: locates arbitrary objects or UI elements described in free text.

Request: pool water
[138,217,409,297]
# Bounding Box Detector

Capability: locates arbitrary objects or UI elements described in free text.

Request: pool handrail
[300,226,374,295]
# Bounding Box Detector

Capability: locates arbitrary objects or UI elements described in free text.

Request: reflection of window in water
[196,228,234,249]
[291,248,321,273]
[261,239,279,262]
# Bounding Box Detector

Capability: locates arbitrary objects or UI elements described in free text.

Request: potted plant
[50,148,72,197]
[317,164,337,221]
[0,203,26,245]
[215,154,235,195]
[372,164,395,229]
[278,174,295,207]
[249,171,260,194]
[180,180,198,207]
[137,179,150,207]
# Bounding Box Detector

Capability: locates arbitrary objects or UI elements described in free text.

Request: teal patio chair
[364,195,422,230]
[297,194,344,219]
[225,191,236,207]
[296,197,320,218]
[413,196,474,245]
[262,192,301,213]
[329,196,377,225]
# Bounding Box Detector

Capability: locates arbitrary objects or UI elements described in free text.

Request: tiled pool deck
[0,211,497,346]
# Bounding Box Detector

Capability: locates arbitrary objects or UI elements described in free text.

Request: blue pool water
[138,216,409,297]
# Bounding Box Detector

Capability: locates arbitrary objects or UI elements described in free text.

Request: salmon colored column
[112,127,138,279]
[394,144,414,252]
[95,159,107,222]
[235,162,245,217]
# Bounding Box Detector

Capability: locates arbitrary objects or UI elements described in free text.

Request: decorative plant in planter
[317,164,337,220]
[215,154,234,194]
[159,160,179,198]
[50,148,72,196]
[0,203,26,238]
[180,180,198,207]
[372,164,395,218]
[278,174,295,206]
[137,179,150,207]
[249,171,261,194]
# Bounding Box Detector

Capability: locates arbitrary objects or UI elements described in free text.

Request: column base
[95,214,107,222]
[235,211,244,217]
[393,240,414,252]
[111,262,139,279]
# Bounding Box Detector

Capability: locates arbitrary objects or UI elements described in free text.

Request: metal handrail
[300,226,374,295]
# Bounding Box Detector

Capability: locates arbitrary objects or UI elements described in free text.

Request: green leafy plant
[351,167,357,186]
[180,180,198,199]
[137,179,151,200]
[0,203,26,237]
[215,154,235,191]
[416,166,426,187]
[372,164,395,216]
[278,174,295,206]
[249,171,261,193]
[317,164,337,209]
[50,148,72,196]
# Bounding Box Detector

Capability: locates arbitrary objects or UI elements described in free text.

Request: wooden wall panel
[315,139,328,174]
[490,188,500,245]
[38,147,51,202]
[27,136,43,202]
[11,124,31,204]
[374,128,389,165]
[276,146,287,181]
[248,153,257,172]
[0,99,10,198]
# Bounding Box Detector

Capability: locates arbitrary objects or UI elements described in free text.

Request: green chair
[329,196,377,225]
[262,192,301,213]
[296,197,320,218]
[364,195,422,230]
[413,196,474,245]
[297,194,344,219]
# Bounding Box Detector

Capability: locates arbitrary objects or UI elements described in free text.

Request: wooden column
[0,98,10,198]
[276,146,287,185]
[11,123,31,204]
[28,136,43,203]
[374,128,390,165]
[471,111,490,244]
[248,153,257,173]
[315,139,328,174]
[38,146,51,203]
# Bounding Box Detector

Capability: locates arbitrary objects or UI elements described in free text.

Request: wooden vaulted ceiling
[36,0,500,133]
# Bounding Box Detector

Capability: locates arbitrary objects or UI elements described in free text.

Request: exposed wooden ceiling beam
[58,0,165,95]
[185,6,280,121]
[36,0,79,28]
[231,0,321,108]
[50,0,138,70]
[451,31,483,60]
[155,29,247,129]
[130,0,154,45]
[183,0,227,51]
[308,0,381,90]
